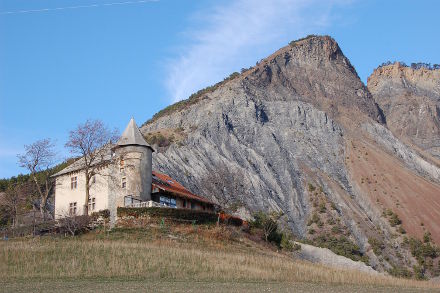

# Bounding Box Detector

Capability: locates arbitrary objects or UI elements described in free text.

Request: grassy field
[1,224,440,292]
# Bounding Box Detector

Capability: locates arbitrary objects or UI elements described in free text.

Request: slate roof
[117,117,153,150]
[152,171,214,205]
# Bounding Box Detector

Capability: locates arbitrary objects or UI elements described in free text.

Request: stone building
[53,118,215,223]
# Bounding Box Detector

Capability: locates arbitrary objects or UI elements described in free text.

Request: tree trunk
[84,172,90,216]
[40,196,47,221]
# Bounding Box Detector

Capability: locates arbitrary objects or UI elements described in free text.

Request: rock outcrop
[141,36,440,275]
[368,63,440,159]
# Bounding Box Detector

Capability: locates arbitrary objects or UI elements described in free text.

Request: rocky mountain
[368,62,440,159]
[141,35,440,277]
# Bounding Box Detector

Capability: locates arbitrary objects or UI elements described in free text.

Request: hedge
[117,207,218,224]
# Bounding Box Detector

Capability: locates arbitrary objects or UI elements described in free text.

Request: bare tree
[199,162,250,212]
[58,212,91,236]
[65,119,118,215]
[18,139,56,220]
[0,182,31,228]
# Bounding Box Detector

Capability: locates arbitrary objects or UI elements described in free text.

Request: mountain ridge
[141,35,440,277]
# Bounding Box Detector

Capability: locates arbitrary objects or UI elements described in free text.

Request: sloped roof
[152,171,214,205]
[117,118,153,150]
[52,144,113,177]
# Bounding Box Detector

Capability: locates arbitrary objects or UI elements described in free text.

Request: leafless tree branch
[17,138,56,219]
[65,119,119,215]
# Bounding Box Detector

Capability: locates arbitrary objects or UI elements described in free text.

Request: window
[88,197,96,211]
[120,159,124,167]
[191,202,195,210]
[121,177,126,188]
[160,196,176,208]
[183,200,186,208]
[71,177,77,190]
[69,202,77,215]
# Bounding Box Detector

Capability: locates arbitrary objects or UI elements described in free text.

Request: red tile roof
[152,171,214,205]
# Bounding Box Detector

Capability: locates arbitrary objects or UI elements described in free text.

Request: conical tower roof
[117,118,153,150]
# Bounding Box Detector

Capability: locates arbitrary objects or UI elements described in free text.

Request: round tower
[113,118,154,203]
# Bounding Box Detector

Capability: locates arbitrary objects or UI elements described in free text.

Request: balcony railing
[125,200,164,208]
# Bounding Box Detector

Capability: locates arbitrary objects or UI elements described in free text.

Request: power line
[0,0,158,15]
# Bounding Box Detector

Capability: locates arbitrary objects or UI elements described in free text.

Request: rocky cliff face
[141,36,440,275]
[368,63,440,159]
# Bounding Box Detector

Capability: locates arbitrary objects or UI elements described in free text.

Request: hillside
[1,223,439,292]
[141,35,440,277]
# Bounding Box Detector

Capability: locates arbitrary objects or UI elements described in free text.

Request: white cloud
[166,0,351,102]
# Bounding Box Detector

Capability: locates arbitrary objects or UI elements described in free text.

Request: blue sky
[0,0,439,178]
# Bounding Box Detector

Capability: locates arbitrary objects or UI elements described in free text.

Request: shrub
[408,237,440,265]
[397,226,406,234]
[280,233,301,252]
[413,265,426,280]
[58,215,91,236]
[368,237,385,256]
[308,183,316,192]
[318,202,327,213]
[117,207,218,224]
[327,218,335,225]
[252,210,283,243]
[388,265,412,278]
[308,213,320,226]
[90,209,110,220]
[423,231,432,243]
[389,213,402,227]
[280,233,293,251]
[312,235,367,263]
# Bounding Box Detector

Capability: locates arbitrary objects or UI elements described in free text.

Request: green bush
[388,265,412,278]
[397,226,406,234]
[251,211,284,243]
[308,213,320,226]
[408,237,440,265]
[389,213,402,227]
[117,207,218,224]
[280,233,301,252]
[312,235,367,263]
[368,237,385,256]
[413,265,426,280]
[423,231,432,243]
[318,202,327,213]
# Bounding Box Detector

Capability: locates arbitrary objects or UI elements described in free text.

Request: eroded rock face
[368,63,440,158]
[141,36,440,273]
[142,36,377,236]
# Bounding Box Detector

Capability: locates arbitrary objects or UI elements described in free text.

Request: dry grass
[0,226,439,290]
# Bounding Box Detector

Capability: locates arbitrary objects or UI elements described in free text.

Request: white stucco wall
[54,167,110,219]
